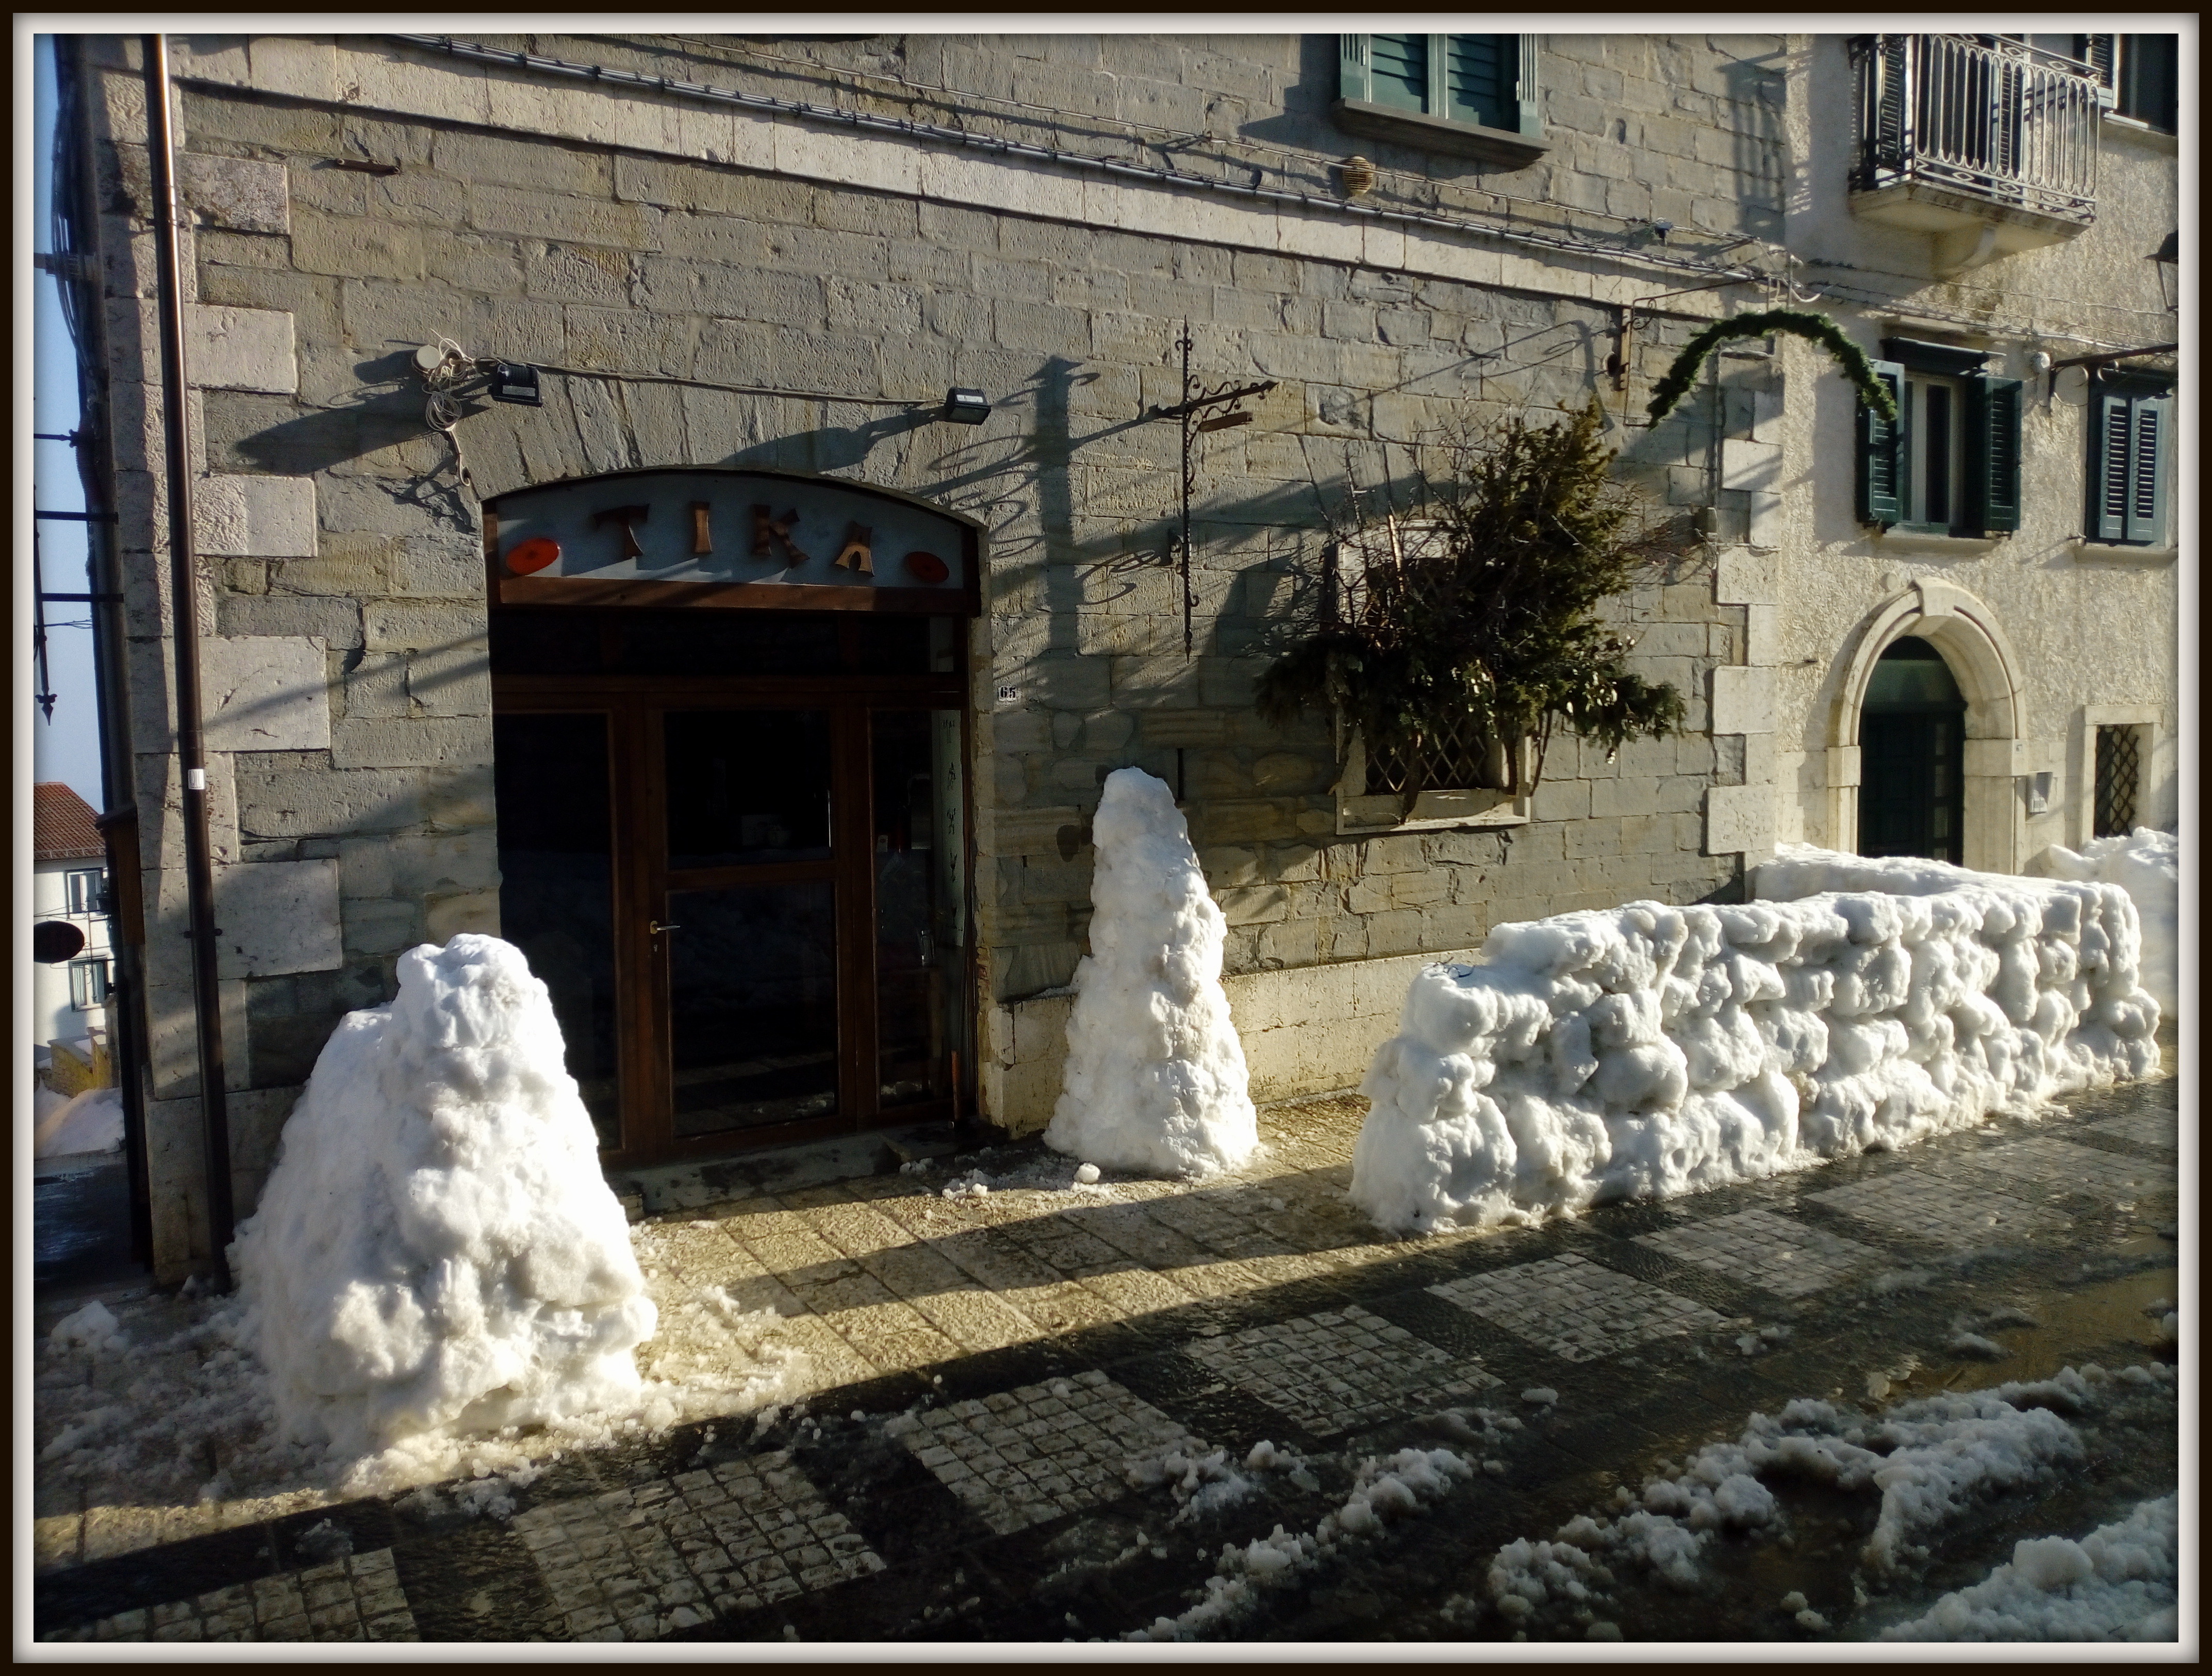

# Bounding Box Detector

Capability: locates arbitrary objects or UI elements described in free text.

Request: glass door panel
[492,712,621,1147]
[663,709,834,868]
[872,709,968,1110]
[665,882,839,1136]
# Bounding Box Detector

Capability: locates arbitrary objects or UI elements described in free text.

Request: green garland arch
[1645,307,1897,425]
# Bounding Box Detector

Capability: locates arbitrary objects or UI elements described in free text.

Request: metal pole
[1178,324,1194,659]
[144,33,235,1288]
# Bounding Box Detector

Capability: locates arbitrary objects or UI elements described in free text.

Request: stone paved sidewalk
[29,1073,2182,1645]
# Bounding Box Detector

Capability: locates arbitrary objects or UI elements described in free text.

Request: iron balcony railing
[1852,34,2100,225]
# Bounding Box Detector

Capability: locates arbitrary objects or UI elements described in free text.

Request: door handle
[649,921,681,936]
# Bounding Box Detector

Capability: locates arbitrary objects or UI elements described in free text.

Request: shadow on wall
[1720,47,1789,243]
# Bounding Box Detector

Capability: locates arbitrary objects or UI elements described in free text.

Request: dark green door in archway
[1857,637,1966,865]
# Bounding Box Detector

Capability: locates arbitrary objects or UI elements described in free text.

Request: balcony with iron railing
[1850,35,2101,272]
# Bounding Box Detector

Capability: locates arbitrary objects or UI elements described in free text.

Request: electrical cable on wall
[411,337,958,493]
[417,337,477,494]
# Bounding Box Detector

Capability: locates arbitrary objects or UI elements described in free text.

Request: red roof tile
[34,782,106,863]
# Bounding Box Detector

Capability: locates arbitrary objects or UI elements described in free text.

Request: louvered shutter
[2076,35,2118,105]
[1339,35,1371,104]
[1872,36,1910,169]
[1857,360,1906,525]
[1445,35,1514,130]
[2090,388,2133,541]
[1365,34,1430,114]
[1966,375,2023,531]
[2125,395,2169,545]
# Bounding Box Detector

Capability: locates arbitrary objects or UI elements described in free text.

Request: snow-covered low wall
[1350,847,2159,1235]
[2029,828,2178,1018]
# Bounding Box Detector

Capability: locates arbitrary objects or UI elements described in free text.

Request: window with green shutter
[2076,34,2178,132]
[1857,359,1906,526]
[1857,340,2022,536]
[2086,376,2171,546]
[1334,34,1547,166]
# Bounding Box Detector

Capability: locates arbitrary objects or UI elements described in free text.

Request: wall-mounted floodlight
[489,362,543,406]
[941,387,991,425]
[2148,231,2178,313]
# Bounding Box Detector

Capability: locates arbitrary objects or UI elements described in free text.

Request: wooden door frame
[491,676,971,1168]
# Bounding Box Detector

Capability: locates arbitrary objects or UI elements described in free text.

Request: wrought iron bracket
[1150,325,1279,656]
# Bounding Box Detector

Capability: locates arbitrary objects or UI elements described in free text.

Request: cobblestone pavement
[30,1070,2182,1646]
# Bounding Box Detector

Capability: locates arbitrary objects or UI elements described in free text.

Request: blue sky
[30,31,106,811]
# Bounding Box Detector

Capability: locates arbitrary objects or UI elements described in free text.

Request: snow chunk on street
[1133,1447,1474,1640]
[1880,1495,2177,1641]
[1352,845,2157,1234]
[1485,1365,2126,1633]
[1047,767,1259,1177]
[233,934,657,1461]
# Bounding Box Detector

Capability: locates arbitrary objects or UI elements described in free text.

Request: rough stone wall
[90,30,1802,1261]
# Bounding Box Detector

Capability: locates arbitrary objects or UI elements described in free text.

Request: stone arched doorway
[1825,581,2026,874]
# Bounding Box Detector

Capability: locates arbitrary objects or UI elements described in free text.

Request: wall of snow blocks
[1348,847,2159,1235]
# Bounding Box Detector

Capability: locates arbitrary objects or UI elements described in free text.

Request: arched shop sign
[483,467,982,616]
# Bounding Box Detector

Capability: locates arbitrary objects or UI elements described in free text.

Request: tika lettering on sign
[484,470,975,606]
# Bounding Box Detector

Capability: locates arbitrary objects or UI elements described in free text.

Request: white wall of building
[33,858,113,1052]
[1765,34,2181,868]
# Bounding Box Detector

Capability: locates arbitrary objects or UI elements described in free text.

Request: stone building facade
[51,30,2179,1281]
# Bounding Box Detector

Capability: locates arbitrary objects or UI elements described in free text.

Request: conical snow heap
[234,934,656,1461]
[1046,767,1259,1176]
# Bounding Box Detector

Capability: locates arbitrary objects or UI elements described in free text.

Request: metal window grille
[2093,725,2141,837]
[1363,712,1505,796]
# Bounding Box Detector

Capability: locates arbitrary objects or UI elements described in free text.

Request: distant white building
[32,782,114,1077]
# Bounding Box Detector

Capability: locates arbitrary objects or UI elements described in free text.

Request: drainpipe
[143,33,235,1288]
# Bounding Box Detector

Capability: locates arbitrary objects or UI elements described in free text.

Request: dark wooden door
[1858,705,1966,864]
[491,614,969,1165]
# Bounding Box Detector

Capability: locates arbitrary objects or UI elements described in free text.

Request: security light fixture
[489,362,543,406]
[1651,219,1674,243]
[2148,231,2178,312]
[941,387,991,425]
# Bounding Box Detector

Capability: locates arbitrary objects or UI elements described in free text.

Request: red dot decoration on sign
[903,550,949,584]
[506,535,562,576]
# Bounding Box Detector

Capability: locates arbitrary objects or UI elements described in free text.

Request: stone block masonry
[86,31,1786,1268]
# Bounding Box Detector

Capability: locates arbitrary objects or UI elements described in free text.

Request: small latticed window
[1364,713,1508,797]
[1331,524,1514,798]
[2093,725,2141,837]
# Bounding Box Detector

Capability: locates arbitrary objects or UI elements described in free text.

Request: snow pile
[233,934,658,1463]
[1351,846,2157,1234]
[1484,1366,2122,1633]
[1125,1438,1315,1528]
[47,1299,128,1354]
[34,1085,125,1157]
[1047,767,1259,1177]
[1880,1494,2178,1641]
[1133,1448,1474,1640]
[2031,828,2178,1017]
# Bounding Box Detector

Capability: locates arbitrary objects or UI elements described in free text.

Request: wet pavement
[31,1153,141,1297]
[29,1062,2183,1646]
